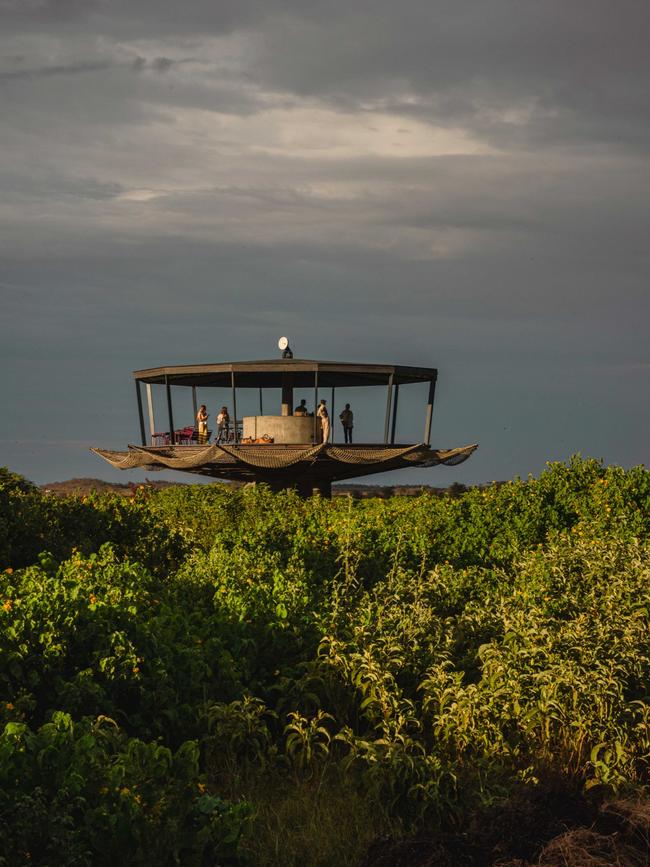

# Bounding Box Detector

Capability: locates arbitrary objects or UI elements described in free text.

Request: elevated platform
[92,442,478,496]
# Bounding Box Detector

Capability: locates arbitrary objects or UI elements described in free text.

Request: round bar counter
[242,415,322,444]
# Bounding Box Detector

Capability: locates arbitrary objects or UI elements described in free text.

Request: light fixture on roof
[278,336,293,358]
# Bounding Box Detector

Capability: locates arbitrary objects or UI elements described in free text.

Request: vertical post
[424,376,437,445]
[313,370,319,444]
[135,380,146,446]
[165,375,175,444]
[383,373,394,444]
[281,374,293,416]
[231,370,238,443]
[145,383,155,444]
[330,386,335,443]
[259,387,263,416]
[191,386,198,422]
[390,383,400,445]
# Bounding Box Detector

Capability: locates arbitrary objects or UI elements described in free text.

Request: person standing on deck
[216,406,230,443]
[317,399,330,443]
[196,405,209,444]
[339,403,354,443]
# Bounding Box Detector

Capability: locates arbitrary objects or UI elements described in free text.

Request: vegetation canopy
[0,457,648,866]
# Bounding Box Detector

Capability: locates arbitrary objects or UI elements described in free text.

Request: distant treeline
[41,477,497,499]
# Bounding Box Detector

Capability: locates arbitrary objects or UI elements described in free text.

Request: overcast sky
[1,0,648,486]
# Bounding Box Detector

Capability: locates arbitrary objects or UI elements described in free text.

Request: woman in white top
[216,406,230,443]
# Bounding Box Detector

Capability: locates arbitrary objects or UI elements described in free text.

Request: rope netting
[402,444,479,466]
[92,443,478,473]
[218,443,326,469]
[327,444,424,464]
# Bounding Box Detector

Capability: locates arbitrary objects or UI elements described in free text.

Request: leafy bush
[0,712,250,867]
[0,457,648,865]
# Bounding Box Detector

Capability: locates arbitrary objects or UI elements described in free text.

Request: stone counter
[242,415,322,444]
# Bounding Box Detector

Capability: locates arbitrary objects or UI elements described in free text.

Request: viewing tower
[93,339,477,496]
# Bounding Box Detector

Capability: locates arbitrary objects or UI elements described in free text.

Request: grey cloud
[151,56,174,72]
[131,55,193,73]
[0,54,195,82]
[4,2,648,149]
[0,168,122,200]
[4,1,649,117]
[0,58,112,81]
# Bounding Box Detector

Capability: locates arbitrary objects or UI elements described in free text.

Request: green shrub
[0,712,250,867]
[0,457,648,863]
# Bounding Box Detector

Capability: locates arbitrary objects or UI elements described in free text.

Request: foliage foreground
[0,458,649,866]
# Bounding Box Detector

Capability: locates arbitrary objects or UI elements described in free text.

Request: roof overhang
[133,359,437,388]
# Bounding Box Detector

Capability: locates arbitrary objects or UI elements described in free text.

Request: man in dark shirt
[339,404,354,443]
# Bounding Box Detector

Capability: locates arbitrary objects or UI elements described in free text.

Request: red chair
[176,426,196,444]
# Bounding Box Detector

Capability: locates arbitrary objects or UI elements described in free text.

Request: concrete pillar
[311,479,332,498]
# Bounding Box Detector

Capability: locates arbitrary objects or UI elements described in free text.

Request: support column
[231,370,238,443]
[383,373,394,444]
[165,375,175,444]
[191,386,198,422]
[281,374,293,417]
[390,383,400,445]
[145,384,155,444]
[312,479,332,498]
[259,387,263,416]
[313,370,319,444]
[330,386,335,443]
[135,380,146,446]
[424,376,437,445]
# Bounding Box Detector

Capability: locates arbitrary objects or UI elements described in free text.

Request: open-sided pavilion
[93,355,477,496]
